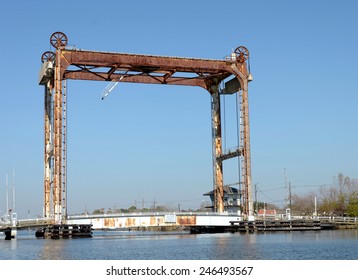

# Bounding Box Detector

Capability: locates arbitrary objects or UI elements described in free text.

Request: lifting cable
[221,81,227,152]
[235,90,242,194]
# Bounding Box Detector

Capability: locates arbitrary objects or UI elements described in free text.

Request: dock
[35,224,93,239]
[227,217,358,233]
[0,218,93,239]
[228,219,323,232]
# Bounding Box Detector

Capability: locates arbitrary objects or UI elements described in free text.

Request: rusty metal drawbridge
[39,32,253,224]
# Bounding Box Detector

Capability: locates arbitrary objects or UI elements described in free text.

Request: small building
[203,186,242,214]
[257,209,277,217]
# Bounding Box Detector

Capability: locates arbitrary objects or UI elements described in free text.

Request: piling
[228,219,334,233]
[35,224,92,239]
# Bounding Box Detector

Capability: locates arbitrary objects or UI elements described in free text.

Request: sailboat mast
[12,167,15,211]
[6,173,9,213]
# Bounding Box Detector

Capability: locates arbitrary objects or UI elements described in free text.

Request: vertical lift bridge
[39,32,253,224]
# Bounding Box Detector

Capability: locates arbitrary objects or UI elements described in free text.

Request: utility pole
[153,198,156,211]
[284,169,293,210]
[288,182,292,210]
[254,181,259,214]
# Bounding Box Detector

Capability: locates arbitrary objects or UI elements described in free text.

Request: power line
[260,186,284,192]
[258,183,332,192]
[256,183,334,205]
[292,184,331,188]
[257,187,285,203]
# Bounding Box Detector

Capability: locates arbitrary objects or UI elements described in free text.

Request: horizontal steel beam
[64,71,212,88]
[59,49,242,90]
[217,147,243,162]
[61,49,237,73]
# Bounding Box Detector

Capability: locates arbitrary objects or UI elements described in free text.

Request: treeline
[291,173,358,217]
[90,205,203,215]
[91,205,170,215]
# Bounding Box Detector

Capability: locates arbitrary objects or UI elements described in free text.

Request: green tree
[319,173,358,216]
[346,192,358,216]
[128,205,137,212]
[92,208,104,214]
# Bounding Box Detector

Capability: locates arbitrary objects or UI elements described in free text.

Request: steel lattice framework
[39,32,253,223]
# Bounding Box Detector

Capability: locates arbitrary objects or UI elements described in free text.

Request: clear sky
[0,0,357,218]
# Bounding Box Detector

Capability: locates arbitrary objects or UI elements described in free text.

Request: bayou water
[0,229,357,260]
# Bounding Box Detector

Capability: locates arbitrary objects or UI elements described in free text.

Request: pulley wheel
[41,51,55,63]
[234,46,249,61]
[50,32,68,48]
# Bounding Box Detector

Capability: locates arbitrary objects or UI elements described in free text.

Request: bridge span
[0,212,241,238]
[64,213,358,233]
[66,212,241,231]
[2,213,358,239]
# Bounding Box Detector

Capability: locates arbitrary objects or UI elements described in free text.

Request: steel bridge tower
[38,32,254,223]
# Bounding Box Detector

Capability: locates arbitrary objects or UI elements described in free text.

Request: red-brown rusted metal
[53,48,63,223]
[41,51,55,63]
[41,32,253,220]
[104,218,115,228]
[230,63,253,217]
[210,86,224,213]
[234,46,249,63]
[57,49,240,91]
[177,216,196,225]
[125,218,136,227]
[50,32,68,48]
[44,82,52,218]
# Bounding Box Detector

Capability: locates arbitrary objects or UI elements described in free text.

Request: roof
[203,186,241,196]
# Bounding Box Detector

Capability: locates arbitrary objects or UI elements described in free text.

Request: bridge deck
[2,213,357,233]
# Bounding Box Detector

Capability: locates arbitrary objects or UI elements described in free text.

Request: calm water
[0,229,357,260]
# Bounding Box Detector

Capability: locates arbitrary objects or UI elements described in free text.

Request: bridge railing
[1,218,54,229]
[259,215,358,224]
[67,212,358,223]
[309,216,358,223]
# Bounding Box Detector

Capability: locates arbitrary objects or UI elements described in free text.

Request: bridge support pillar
[42,47,67,224]
[231,62,254,219]
[44,82,52,219]
[210,85,224,213]
[4,227,17,240]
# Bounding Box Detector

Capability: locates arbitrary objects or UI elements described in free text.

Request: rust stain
[125,218,136,227]
[150,216,156,226]
[149,217,164,225]
[104,218,115,228]
[177,216,196,225]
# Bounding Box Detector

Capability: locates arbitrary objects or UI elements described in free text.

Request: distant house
[257,209,277,217]
[203,186,242,214]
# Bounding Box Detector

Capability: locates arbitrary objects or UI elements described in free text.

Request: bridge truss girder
[40,34,253,222]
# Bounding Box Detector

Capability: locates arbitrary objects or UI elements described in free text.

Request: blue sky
[0,0,357,218]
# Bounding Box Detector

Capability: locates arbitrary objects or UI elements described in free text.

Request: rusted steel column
[210,85,224,213]
[53,48,63,224]
[44,83,52,218]
[231,62,253,218]
[62,80,67,220]
[241,81,253,218]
